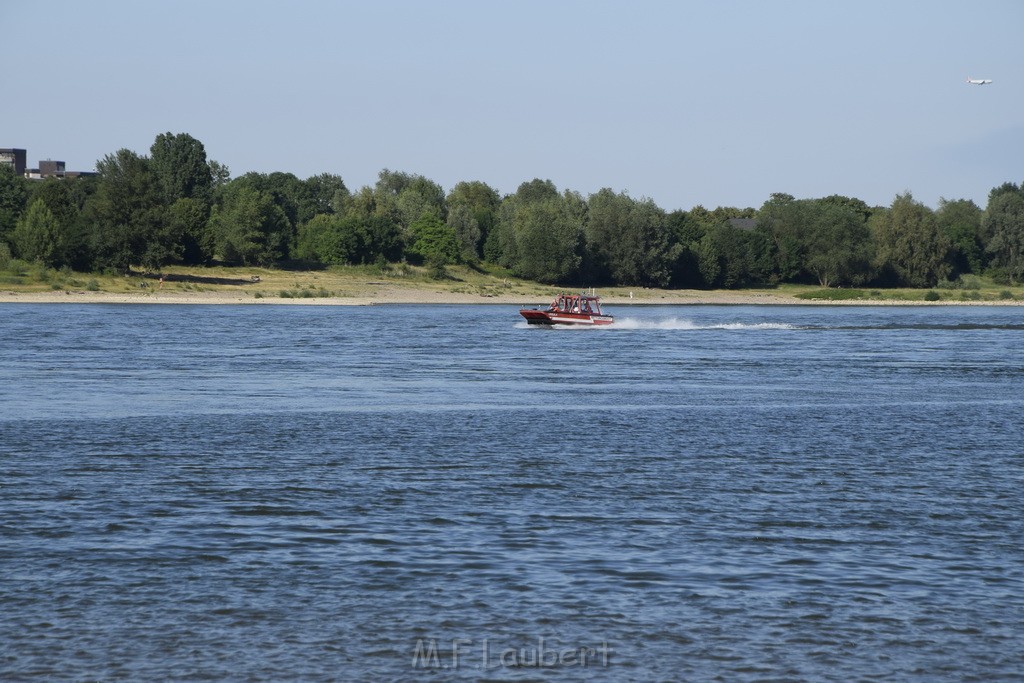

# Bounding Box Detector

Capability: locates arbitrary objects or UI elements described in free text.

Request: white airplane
[966,78,993,85]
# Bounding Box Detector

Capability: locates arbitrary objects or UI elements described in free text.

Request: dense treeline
[3,131,1024,287]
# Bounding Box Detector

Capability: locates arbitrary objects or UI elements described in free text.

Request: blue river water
[1,303,1022,681]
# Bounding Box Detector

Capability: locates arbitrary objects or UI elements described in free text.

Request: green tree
[296,213,329,262]
[666,209,709,288]
[297,214,363,265]
[397,183,445,229]
[585,189,679,287]
[341,185,406,261]
[149,132,213,204]
[256,172,351,229]
[987,181,1021,203]
[584,189,627,283]
[696,231,721,287]
[493,182,584,283]
[513,178,559,204]
[697,223,771,288]
[820,194,873,221]
[209,160,231,189]
[302,173,349,223]
[24,177,94,269]
[297,212,403,266]
[981,183,1023,247]
[707,205,756,223]
[86,149,170,272]
[871,193,951,287]
[758,194,873,286]
[27,178,78,230]
[803,202,872,287]
[262,172,304,227]
[0,164,28,243]
[517,199,584,283]
[373,169,446,230]
[11,199,60,266]
[757,193,806,282]
[936,198,984,276]
[209,184,290,266]
[447,180,500,259]
[982,189,1024,283]
[169,197,212,265]
[446,204,482,260]
[362,216,404,263]
[62,176,101,270]
[144,135,209,265]
[227,172,304,254]
[344,186,380,221]
[407,212,461,266]
[488,179,560,268]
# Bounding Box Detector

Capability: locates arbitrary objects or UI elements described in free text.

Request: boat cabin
[549,294,603,315]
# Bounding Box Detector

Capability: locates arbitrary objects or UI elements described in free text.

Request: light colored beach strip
[0,288,1020,306]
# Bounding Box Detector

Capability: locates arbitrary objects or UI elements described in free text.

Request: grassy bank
[1,258,1022,304]
[0,260,559,301]
[788,277,1023,303]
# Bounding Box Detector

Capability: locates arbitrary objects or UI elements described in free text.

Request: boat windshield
[552,295,602,314]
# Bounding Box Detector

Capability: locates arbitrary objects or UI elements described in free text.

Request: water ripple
[1,304,1022,681]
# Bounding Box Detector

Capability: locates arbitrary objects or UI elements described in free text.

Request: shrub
[959,274,983,290]
[31,264,51,283]
[85,279,100,291]
[923,290,940,301]
[987,268,1011,286]
[795,288,866,300]
[999,290,1014,300]
[428,257,450,281]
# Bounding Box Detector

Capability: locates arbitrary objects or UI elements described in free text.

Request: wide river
[1,303,1022,681]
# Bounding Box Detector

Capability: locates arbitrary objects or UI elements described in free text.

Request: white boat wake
[611,317,798,330]
[516,317,798,330]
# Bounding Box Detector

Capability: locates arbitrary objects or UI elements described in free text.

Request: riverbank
[1,287,1021,306]
[1,263,1021,305]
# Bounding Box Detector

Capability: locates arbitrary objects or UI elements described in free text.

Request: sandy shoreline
[1,287,1020,306]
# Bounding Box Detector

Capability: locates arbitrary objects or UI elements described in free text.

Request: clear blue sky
[4,0,1021,211]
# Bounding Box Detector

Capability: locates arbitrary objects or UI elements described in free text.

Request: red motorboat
[519,293,614,326]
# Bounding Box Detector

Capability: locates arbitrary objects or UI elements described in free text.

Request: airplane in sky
[966,78,993,85]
